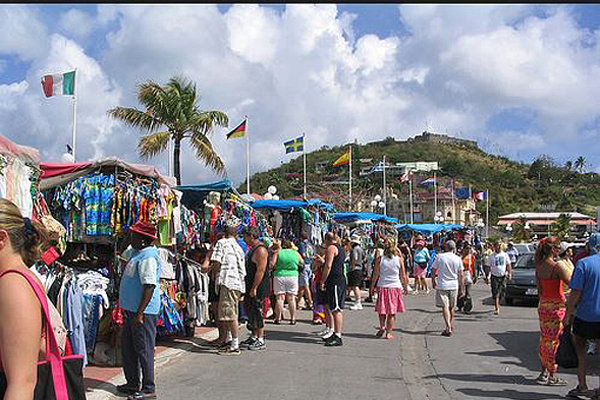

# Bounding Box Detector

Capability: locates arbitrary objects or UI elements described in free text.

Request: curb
[86,328,219,400]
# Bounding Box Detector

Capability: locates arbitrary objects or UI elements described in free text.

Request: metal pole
[303,133,307,200]
[246,116,250,195]
[349,145,352,211]
[383,155,387,216]
[451,178,456,224]
[434,171,437,222]
[486,190,490,238]
[72,68,78,162]
[409,176,414,224]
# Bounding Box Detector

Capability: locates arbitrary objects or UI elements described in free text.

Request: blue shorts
[298,266,313,287]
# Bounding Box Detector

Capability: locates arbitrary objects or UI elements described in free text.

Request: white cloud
[0,5,48,60]
[1,4,600,187]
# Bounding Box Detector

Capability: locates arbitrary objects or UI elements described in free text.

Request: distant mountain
[241,133,600,224]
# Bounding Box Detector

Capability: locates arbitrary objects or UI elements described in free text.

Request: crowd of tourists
[2,194,600,400]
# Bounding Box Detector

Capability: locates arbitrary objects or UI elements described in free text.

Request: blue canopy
[333,212,398,224]
[395,223,463,235]
[174,179,233,208]
[252,199,309,211]
[252,198,335,212]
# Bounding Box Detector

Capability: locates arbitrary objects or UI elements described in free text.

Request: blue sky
[1,4,600,184]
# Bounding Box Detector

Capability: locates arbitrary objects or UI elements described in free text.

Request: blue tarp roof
[174,179,233,208]
[395,223,463,235]
[333,212,398,224]
[252,198,335,212]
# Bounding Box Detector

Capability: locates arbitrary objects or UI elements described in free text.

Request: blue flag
[284,136,304,154]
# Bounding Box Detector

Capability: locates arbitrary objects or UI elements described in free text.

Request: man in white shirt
[210,223,246,355]
[432,240,464,337]
[487,242,512,315]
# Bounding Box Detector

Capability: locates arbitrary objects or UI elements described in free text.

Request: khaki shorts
[218,285,241,322]
[435,289,458,309]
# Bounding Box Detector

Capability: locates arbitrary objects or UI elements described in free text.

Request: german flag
[333,150,350,167]
[226,119,246,139]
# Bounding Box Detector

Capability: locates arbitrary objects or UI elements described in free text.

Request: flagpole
[409,174,414,224]
[72,68,78,162]
[382,155,387,216]
[303,133,307,200]
[451,178,456,224]
[434,171,437,221]
[349,145,352,211]
[486,190,489,238]
[246,116,250,195]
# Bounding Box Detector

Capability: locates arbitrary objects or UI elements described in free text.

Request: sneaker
[567,386,593,399]
[535,371,549,385]
[218,347,241,356]
[117,384,139,395]
[248,340,266,351]
[350,303,363,311]
[241,337,257,349]
[324,335,343,347]
[546,375,567,386]
[317,327,331,336]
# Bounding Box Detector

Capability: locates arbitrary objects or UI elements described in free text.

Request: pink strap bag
[0,270,86,400]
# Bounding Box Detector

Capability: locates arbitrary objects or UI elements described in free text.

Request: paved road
[142,282,599,400]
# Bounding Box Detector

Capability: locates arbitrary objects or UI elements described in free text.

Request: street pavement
[98,282,600,400]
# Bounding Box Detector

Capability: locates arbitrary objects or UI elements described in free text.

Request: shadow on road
[456,387,565,400]
[423,373,538,386]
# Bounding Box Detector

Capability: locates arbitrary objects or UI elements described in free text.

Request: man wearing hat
[348,235,366,310]
[117,221,162,400]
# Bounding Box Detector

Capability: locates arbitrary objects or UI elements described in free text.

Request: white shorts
[435,289,458,309]
[273,276,299,295]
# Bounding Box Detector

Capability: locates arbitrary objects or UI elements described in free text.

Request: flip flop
[375,328,385,338]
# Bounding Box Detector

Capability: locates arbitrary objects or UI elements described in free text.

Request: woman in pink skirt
[371,238,409,339]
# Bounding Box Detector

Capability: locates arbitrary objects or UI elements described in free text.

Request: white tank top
[377,256,402,288]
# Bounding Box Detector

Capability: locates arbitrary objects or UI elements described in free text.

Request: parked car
[512,243,535,264]
[505,253,538,306]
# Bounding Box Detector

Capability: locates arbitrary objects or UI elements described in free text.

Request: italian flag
[41,70,76,98]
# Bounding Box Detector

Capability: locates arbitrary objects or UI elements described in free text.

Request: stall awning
[39,158,177,190]
[252,199,309,211]
[0,134,39,164]
[395,223,463,235]
[174,179,233,209]
[333,212,398,224]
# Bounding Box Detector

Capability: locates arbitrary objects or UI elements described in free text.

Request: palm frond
[138,131,171,160]
[189,111,229,136]
[107,107,163,133]
[189,134,226,175]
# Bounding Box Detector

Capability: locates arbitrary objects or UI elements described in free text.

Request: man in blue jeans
[565,232,600,399]
[117,221,161,400]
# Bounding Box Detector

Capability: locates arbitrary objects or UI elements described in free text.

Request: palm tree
[513,215,531,243]
[551,213,572,240]
[108,76,228,185]
[564,160,573,171]
[575,156,587,173]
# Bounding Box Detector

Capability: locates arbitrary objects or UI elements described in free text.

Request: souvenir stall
[37,158,182,366]
[0,134,42,219]
[251,198,335,245]
[395,223,464,245]
[333,212,399,243]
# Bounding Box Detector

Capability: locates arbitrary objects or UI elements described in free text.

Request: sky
[2,4,600,186]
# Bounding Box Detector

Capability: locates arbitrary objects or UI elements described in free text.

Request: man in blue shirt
[565,232,600,399]
[117,221,161,400]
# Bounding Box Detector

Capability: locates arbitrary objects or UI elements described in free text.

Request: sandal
[290,320,297,325]
[441,330,452,337]
[385,333,395,340]
[375,328,385,338]
[567,386,593,398]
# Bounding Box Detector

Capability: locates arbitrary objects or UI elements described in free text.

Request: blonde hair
[384,238,399,258]
[0,199,48,266]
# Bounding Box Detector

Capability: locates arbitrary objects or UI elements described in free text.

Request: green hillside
[241,136,600,224]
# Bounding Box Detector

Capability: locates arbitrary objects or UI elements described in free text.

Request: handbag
[0,270,86,400]
[556,325,579,369]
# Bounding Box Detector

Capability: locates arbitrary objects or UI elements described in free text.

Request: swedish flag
[283,136,304,154]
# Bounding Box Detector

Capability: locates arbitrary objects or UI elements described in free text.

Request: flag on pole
[369,160,385,174]
[332,150,350,167]
[475,191,488,201]
[41,71,76,98]
[400,170,413,183]
[420,177,436,186]
[283,136,304,153]
[226,119,247,139]
[455,187,471,199]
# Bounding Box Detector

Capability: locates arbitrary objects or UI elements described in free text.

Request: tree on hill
[108,76,228,185]
[551,213,572,240]
[564,160,573,171]
[575,156,587,173]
